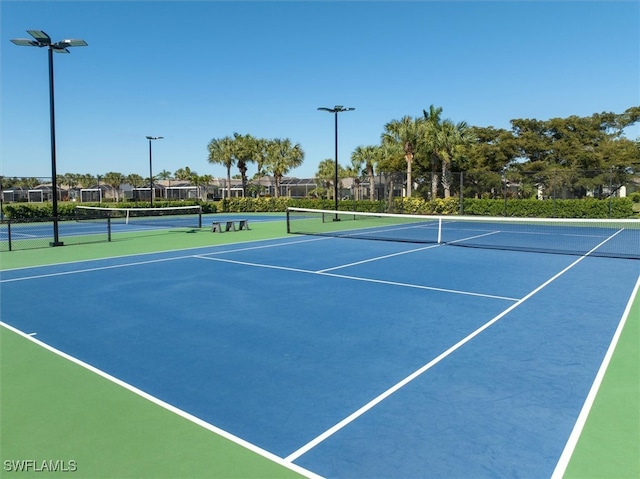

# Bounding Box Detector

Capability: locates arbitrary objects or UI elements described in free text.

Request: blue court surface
[1,234,638,478]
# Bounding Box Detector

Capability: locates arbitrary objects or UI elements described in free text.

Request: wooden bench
[211,219,249,233]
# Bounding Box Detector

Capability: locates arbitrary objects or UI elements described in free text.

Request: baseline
[0,321,322,479]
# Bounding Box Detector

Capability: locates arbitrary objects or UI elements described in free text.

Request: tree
[207,136,235,199]
[315,158,344,200]
[508,110,640,197]
[463,127,518,199]
[418,105,445,199]
[77,174,96,189]
[345,157,362,200]
[174,167,193,181]
[265,138,304,197]
[382,116,423,197]
[158,169,172,187]
[252,138,271,197]
[199,174,213,200]
[126,173,145,189]
[375,141,405,207]
[232,132,257,197]
[352,145,381,201]
[435,119,476,198]
[103,172,124,202]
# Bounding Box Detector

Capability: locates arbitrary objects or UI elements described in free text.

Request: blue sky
[2,1,638,180]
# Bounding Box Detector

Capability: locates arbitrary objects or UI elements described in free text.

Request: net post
[107,217,112,242]
[437,217,442,244]
[286,208,291,233]
[198,207,202,228]
[7,220,12,251]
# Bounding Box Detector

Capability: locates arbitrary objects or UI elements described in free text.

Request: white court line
[0,321,323,479]
[320,271,519,301]
[284,229,624,463]
[447,230,501,244]
[551,272,640,479]
[193,255,519,302]
[0,255,189,283]
[316,243,442,273]
[317,229,501,274]
[0,234,308,273]
[0,236,328,282]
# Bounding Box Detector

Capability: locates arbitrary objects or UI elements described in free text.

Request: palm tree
[207,136,235,199]
[233,132,257,197]
[436,119,476,197]
[199,174,213,201]
[174,167,193,181]
[252,138,270,197]
[316,158,337,199]
[77,174,96,189]
[382,116,423,197]
[126,173,145,189]
[377,142,405,208]
[265,138,304,197]
[103,172,125,202]
[351,145,380,201]
[157,169,172,187]
[421,105,444,199]
[345,158,362,201]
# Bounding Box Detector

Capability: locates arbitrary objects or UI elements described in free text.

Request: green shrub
[2,197,634,220]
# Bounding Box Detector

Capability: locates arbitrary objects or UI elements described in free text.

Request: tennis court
[0,209,283,251]
[1,212,638,478]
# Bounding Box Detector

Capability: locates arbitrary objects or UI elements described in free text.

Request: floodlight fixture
[11,29,87,246]
[146,136,164,206]
[317,105,355,219]
[27,30,51,43]
[10,38,41,47]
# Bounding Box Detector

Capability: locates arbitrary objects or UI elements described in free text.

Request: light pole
[318,105,355,220]
[11,30,87,246]
[145,136,164,206]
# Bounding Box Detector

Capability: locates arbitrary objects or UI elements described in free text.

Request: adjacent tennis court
[1,212,638,478]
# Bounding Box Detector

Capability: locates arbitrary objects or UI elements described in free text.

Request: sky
[1,0,639,181]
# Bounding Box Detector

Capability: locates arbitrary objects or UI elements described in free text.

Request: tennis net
[75,205,202,229]
[287,207,640,259]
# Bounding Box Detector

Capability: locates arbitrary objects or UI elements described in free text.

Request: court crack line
[283,229,623,463]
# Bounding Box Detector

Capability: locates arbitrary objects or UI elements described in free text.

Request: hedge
[2,197,636,220]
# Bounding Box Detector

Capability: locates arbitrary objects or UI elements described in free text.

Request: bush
[461,197,634,218]
[2,197,634,220]
[2,200,217,219]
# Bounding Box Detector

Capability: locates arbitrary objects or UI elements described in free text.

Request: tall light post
[11,30,87,247]
[145,136,164,206]
[318,105,355,220]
